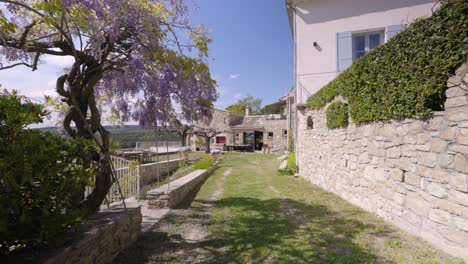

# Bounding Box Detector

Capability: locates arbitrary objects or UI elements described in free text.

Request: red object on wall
[216,136,226,144]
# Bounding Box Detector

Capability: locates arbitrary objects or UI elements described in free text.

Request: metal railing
[85,155,140,204]
[135,141,182,153]
[108,156,140,203]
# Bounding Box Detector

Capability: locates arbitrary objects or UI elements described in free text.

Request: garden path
[116,153,460,264]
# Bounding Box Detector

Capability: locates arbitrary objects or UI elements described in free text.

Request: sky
[189,0,294,109]
[0,0,293,126]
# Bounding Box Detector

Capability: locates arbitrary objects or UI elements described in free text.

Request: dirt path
[116,153,460,264]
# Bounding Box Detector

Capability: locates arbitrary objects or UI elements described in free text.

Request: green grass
[120,153,463,264]
[146,151,208,163]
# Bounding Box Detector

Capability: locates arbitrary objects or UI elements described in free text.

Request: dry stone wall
[44,208,142,264]
[138,158,182,187]
[148,166,216,209]
[297,65,468,260]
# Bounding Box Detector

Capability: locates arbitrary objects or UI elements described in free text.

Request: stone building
[187,92,295,153]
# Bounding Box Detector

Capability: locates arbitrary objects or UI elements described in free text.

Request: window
[353,31,384,60]
[282,129,288,138]
[307,116,314,129]
[267,132,273,139]
[216,136,226,144]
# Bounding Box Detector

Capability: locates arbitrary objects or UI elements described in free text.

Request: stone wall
[148,166,216,208]
[45,208,142,264]
[297,65,468,260]
[262,118,289,151]
[138,158,182,187]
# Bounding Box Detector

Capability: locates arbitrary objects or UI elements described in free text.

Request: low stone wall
[147,165,216,209]
[297,65,468,260]
[138,158,183,187]
[45,208,142,264]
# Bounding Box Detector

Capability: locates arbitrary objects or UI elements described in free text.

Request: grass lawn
[146,151,208,163]
[118,153,463,264]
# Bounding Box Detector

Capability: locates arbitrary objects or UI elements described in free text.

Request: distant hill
[37,125,181,148]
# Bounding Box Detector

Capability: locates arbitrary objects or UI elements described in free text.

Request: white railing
[108,156,140,203]
[85,155,140,204]
[135,141,182,153]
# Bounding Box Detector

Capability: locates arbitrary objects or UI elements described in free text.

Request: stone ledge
[147,164,217,209]
[138,158,183,187]
[44,207,142,264]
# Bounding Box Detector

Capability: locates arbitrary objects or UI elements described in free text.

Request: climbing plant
[326,102,349,129]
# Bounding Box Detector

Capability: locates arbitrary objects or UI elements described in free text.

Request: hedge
[326,102,349,128]
[0,90,93,254]
[306,0,468,126]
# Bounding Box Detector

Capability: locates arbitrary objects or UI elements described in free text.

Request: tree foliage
[306,0,467,126]
[0,90,94,254]
[260,102,284,115]
[225,95,262,116]
[0,0,217,214]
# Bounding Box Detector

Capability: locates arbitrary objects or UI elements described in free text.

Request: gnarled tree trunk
[57,60,114,216]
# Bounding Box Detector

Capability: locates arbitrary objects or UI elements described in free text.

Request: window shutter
[336,31,352,72]
[386,24,404,41]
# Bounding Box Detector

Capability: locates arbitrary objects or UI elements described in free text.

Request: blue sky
[0,0,293,126]
[190,0,294,109]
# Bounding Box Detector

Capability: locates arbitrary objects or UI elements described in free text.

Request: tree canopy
[0,0,217,214]
[225,95,262,116]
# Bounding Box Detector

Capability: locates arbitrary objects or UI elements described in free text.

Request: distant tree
[260,102,284,115]
[225,95,262,115]
[193,127,220,154]
[0,0,217,215]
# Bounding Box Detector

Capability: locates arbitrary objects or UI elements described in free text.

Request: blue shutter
[336,31,352,72]
[386,24,404,40]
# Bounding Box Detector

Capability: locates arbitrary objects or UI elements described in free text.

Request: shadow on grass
[118,196,395,264]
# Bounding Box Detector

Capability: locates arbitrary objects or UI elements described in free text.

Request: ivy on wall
[306,0,468,128]
[326,102,349,128]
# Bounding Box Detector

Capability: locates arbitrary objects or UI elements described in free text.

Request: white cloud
[42,55,75,68]
[229,73,239,79]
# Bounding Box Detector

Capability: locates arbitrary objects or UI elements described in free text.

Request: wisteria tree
[0,0,217,214]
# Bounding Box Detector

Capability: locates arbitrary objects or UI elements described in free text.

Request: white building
[286,0,437,106]
[286,0,438,160]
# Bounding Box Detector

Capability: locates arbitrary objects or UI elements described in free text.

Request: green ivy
[326,102,349,128]
[306,0,468,125]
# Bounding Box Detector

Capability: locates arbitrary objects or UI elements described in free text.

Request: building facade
[287,0,437,105]
[188,93,295,153]
[286,0,437,158]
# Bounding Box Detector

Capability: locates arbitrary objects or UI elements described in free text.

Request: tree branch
[0,62,33,70]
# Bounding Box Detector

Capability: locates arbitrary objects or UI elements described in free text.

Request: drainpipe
[292,2,299,169]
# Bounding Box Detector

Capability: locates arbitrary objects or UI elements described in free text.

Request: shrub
[306,0,468,125]
[279,153,298,175]
[192,156,214,170]
[326,102,349,129]
[0,90,94,254]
